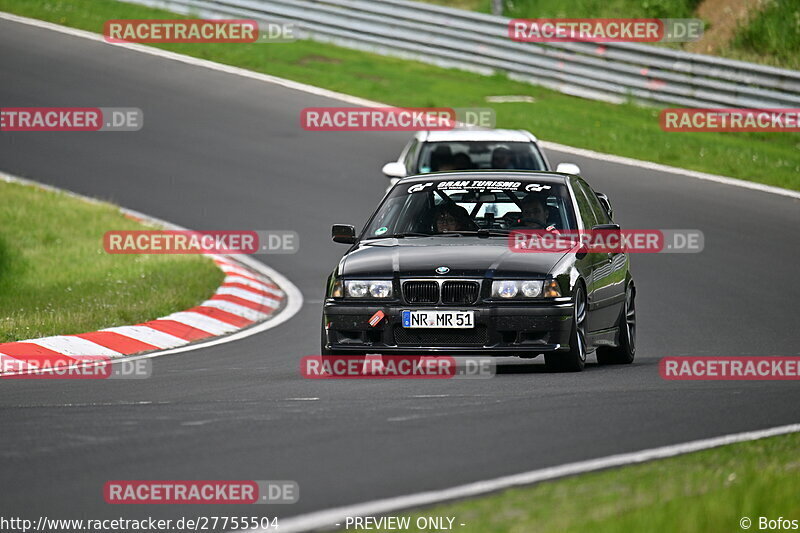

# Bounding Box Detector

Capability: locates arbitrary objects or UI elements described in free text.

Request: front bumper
[322,300,574,356]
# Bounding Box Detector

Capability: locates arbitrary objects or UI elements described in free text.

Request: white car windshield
[417,141,546,173]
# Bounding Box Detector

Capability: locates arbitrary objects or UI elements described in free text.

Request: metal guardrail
[130,0,800,108]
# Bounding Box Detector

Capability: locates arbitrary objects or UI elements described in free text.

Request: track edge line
[265,422,800,532]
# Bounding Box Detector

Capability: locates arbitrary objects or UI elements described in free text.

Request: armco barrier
[125,0,800,108]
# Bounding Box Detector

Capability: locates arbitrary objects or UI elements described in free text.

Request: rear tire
[596,284,636,365]
[545,285,587,372]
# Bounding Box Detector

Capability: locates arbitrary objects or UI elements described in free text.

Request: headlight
[492,280,518,298]
[346,280,370,298]
[368,281,392,298]
[520,280,543,297]
[343,280,393,299]
[491,279,559,299]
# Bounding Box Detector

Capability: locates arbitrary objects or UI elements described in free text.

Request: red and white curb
[0,255,285,375]
[0,172,302,376]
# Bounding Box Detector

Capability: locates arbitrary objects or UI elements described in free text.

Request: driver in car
[513,193,559,231]
[490,146,516,169]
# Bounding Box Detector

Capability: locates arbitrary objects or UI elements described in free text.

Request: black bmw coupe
[322,171,635,372]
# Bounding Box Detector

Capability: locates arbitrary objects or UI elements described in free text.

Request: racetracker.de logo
[0,107,142,132]
[301,107,458,131]
[105,19,258,43]
[509,18,703,43]
[1,357,151,380]
[103,230,299,255]
[508,229,704,254]
[104,480,299,504]
[660,108,800,132]
[301,355,496,379]
[660,357,800,380]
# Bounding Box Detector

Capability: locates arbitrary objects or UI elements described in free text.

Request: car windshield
[363,178,577,238]
[416,141,546,173]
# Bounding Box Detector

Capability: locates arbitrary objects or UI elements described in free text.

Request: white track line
[540,141,800,200]
[265,423,800,533]
[0,11,797,201]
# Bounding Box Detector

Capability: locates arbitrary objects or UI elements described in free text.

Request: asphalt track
[1,17,799,529]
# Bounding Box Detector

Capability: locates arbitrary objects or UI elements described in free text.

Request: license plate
[401,310,474,329]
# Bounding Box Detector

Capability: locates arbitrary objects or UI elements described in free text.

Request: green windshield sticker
[375,226,388,235]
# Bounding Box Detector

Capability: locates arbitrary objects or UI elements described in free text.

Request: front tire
[596,284,636,365]
[545,285,587,372]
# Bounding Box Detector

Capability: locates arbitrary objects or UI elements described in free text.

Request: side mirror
[382,162,407,179]
[592,223,621,254]
[556,162,581,175]
[332,224,357,244]
[595,192,613,219]
[592,223,621,231]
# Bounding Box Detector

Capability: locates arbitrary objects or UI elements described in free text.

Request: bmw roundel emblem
[435,266,450,275]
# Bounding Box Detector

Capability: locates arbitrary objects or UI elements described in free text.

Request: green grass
[427,0,800,69]
[0,179,224,343]
[372,432,800,533]
[1,0,799,191]
[724,0,800,70]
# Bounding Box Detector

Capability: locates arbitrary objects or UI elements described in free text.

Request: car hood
[340,237,568,278]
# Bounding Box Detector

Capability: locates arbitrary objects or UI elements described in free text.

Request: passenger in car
[430,145,454,172]
[434,204,474,233]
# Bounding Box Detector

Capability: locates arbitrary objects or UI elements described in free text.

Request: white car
[381,129,581,187]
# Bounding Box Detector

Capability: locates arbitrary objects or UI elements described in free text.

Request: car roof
[419,129,538,143]
[398,170,570,185]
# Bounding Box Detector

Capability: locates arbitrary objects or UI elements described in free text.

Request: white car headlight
[492,280,556,299]
[344,280,393,298]
[369,281,393,298]
[520,280,543,298]
[492,280,519,298]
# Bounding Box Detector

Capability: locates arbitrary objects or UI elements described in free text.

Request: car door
[569,177,604,333]
[574,179,626,331]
